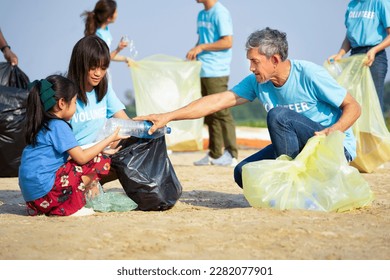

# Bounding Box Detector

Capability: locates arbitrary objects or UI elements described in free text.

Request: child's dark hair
[25,75,79,146]
[67,35,110,105]
[81,0,117,36]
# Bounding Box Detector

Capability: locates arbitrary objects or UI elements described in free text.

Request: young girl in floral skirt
[18,75,127,216]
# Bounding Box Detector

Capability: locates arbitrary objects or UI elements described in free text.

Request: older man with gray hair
[134,27,361,188]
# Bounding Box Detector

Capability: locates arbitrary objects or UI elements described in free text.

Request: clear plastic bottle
[98,118,171,139]
[328,58,343,79]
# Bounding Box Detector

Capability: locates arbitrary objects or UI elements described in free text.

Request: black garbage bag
[0,86,28,177]
[111,136,182,211]
[0,62,29,177]
[0,62,29,89]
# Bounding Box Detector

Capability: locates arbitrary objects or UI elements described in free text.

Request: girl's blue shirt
[19,119,79,201]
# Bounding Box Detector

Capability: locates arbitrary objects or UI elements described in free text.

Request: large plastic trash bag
[111,136,182,211]
[0,62,30,177]
[0,62,29,89]
[85,183,138,212]
[323,55,390,173]
[243,131,374,212]
[130,54,203,151]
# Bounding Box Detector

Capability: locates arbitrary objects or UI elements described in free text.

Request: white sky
[2,0,388,105]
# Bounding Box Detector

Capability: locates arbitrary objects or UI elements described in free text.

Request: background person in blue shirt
[134,27,361,188]
[82,0,131,66]
[328,0,390,112]
[186,0,238,167]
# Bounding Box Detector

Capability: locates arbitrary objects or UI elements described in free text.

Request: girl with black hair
[81,0,132,66]
[67,35,129,147]
[18,75,127,216]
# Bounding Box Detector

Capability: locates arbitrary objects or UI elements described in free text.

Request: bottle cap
[144,120,153,129]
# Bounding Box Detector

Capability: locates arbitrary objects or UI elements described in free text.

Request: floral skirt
[26,154,111,216]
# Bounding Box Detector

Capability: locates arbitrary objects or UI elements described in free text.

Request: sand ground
[0,144,389,260]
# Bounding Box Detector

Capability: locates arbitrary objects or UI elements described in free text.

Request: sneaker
[70,207,95,217]
[194,153,212,166]
[211,150,236,167]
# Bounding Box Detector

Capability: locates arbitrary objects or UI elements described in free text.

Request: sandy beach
[0,128,389,260]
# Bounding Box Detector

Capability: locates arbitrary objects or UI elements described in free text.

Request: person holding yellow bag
[328,0,390,113]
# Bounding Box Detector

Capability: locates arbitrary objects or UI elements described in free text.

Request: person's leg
[201,77,225,159]
[368,50,387,112]
[203,76,238,159]
[26,154,112,216]
[235,107,353,188]
[351,47,388,113]
[234,144,276,188]
[82,174,101,199]
[55,154,111,215]
[204,114,223,159]
[26,162,88,216]
[267,107,325,158]
[99,169,117,185]
[221,113,238,159]
[214,76,238,159]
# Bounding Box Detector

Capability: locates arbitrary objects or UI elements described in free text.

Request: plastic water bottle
[98,118,171,139]
[328,58,342,79]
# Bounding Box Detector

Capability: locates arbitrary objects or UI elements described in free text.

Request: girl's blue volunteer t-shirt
[19,119,79,202]
[96,26,113,48]
[231,59,356,159]
[70,84,125,146]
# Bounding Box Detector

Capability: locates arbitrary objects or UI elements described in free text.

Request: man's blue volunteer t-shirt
[231,59,356,159]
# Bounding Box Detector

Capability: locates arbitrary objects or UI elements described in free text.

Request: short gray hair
[245,27,289,61]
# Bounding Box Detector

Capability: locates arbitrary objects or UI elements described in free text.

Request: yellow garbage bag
[323,55,390,172]
[130,54,203,151]
[243,131,373,212]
